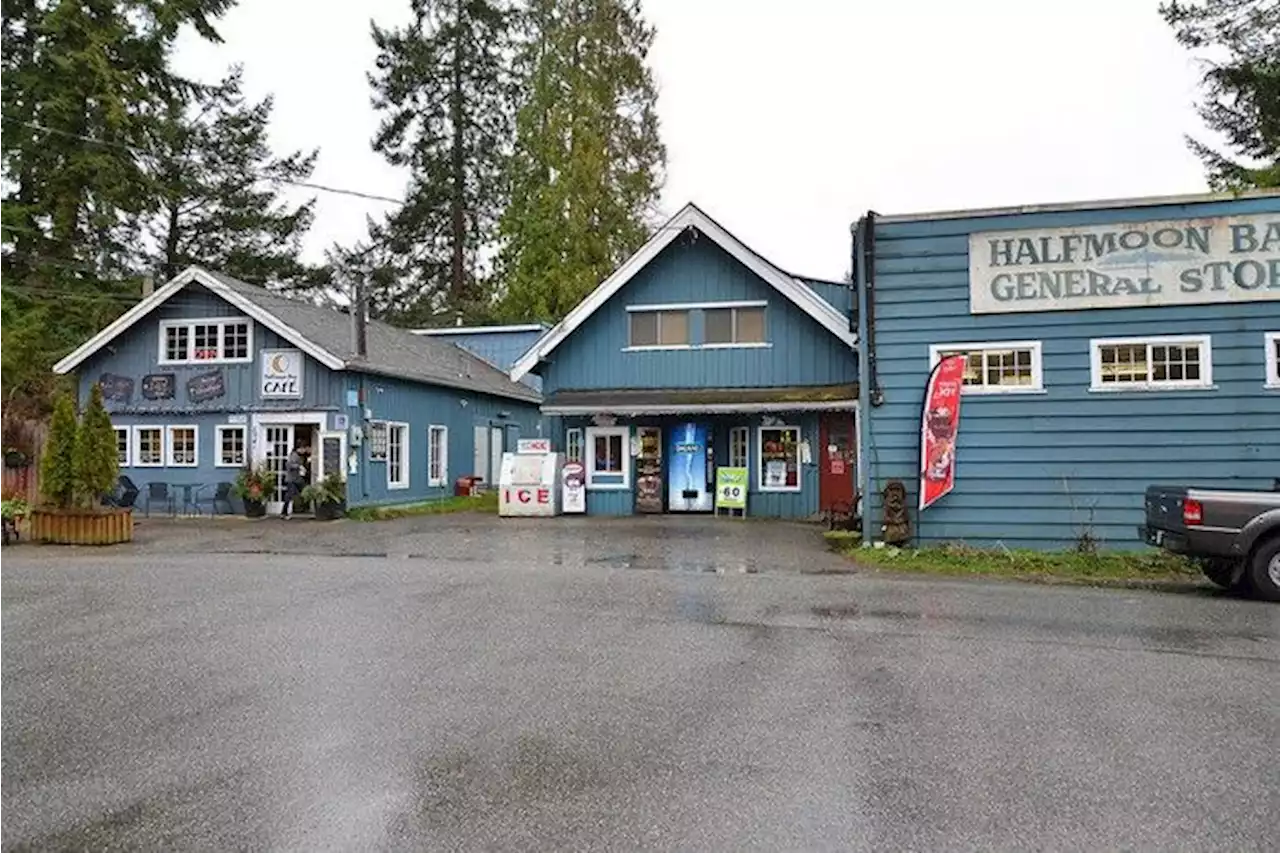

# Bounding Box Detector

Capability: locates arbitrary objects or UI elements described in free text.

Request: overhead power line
[20,122,405,205]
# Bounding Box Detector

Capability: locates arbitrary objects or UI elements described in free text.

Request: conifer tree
[72,384,119,507]
[40,393,79,509]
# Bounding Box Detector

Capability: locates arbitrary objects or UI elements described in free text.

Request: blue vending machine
[667,422,713,512]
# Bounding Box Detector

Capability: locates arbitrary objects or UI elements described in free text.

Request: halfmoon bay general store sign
[969,213,1280,314]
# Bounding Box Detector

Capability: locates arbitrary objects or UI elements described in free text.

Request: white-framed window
[427,425,448,486]
[387,422,409,489]
[704,305,767,347]
[627,310,690,349]
[757,425,801,492]
[216,425,246,467]
[728,426,749,468]
[114,426,130,467]
[1089,335,1213,391]
[166,425,198,467]
[158,317,253,364]
[585,426,630,489]
[368,421,388,461]
[565,427,583,463]
[929,341,1043,394]
[1265,332,1279,389]
[134,426,164,467]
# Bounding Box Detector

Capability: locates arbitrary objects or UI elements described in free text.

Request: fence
[2,419,47,504]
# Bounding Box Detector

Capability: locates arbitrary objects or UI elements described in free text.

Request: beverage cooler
[667,422,713,512]
[635,427,663,513]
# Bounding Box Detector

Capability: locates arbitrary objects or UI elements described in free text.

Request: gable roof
[509,203,856,382]
[53,266,540,404]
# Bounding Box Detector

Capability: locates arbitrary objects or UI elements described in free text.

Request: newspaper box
[498,447,564,517]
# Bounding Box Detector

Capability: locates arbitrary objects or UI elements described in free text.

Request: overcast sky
[173,0,1211,280]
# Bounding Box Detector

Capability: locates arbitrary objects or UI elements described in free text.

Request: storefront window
[728,426,749,468]
[586,426,629,489]
[757,426,800,491]
[166,426,198,467]
[565,428,583,462]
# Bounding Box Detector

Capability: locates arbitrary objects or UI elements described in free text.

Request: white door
[489,427,504,487]
[263,424,294,513]
[473,426,489,485]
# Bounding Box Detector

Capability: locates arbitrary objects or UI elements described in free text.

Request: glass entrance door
[263,424,294,513]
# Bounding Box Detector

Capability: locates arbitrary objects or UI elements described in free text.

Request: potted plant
[301,474,346,521]
[232,466,272,518]
[29,388,132,545]
[2,493,30,544]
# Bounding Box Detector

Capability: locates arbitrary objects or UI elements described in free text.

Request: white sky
[174,0,1210,280]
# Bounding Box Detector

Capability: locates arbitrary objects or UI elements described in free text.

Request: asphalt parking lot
[3,515,1277,851]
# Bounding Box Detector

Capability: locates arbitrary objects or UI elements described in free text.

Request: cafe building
[54,266,542,513]
[509,203,860,518]
[854,190,1280,549]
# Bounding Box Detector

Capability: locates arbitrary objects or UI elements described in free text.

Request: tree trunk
[449,15,467,315]
[162,192,181,282]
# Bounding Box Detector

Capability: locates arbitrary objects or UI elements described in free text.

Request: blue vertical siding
[418,327,547,392]
[860,195,1280,550]
[543,237,856,392]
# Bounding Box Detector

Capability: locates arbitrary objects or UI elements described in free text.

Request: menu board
[186,370,226,403]
[322,435,342,479]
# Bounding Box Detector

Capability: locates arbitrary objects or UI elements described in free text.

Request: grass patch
[823,529,862,551]
[842,541,1204,587]
[346,491,498,522]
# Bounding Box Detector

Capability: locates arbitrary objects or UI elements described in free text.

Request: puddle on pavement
[585,553,762,575]
[810,604,861,620]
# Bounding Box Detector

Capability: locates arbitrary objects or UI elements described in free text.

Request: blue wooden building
[510,203,860,518]
[54,266,542,513]
[854,191,1280,549]
[410,323,548,392]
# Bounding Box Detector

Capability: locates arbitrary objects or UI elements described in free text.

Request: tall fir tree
[39,393,78,509]
[142,66,319,287]
[368,0,514,325]
[497,0,666,322]
[1161,0,1279,188]
[72,383,118,507]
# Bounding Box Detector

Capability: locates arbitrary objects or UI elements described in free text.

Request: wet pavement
[3,517,1278,851]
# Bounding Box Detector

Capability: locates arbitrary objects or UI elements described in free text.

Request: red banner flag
[919,354,967,511]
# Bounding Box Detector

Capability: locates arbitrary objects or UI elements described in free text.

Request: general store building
[54,267,542,513]
[510,203,859,518]
[854,191,1280,549]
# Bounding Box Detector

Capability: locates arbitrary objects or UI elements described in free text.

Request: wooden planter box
[30,509,133,545]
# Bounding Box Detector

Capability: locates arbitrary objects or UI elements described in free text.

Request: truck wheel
[1246,537,1280,603]
[1198,558,1240,590]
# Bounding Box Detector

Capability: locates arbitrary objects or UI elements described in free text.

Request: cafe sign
[969,213,1280,314]
[260,349,303,399]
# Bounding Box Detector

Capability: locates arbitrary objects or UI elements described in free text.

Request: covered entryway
[818,412,857,517]
[253,412,329,514]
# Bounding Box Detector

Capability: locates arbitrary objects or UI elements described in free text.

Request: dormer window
[159,318,253,364]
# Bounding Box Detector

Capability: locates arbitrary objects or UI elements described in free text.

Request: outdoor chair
[144,482,175,518]
[116,475,140,509]
[198,482,235,516]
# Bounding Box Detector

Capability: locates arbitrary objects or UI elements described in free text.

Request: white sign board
[260,349,304,398]
[517,438,551,453]
[969,213,1280,314]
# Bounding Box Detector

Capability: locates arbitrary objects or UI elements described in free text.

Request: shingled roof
[54,267,541,404]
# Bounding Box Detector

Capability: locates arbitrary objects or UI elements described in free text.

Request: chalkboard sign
[141,373,176,400]
[186,370,226,403]
[322,435,342,479]
[98,373,134,404]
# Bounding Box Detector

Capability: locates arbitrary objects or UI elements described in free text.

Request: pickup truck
[1141,485,1280,601]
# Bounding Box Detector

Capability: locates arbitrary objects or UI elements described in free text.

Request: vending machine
[667,422,713,512]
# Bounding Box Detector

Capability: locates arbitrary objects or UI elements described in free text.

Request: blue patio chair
[144,482,175,518]
[198,482,235,516]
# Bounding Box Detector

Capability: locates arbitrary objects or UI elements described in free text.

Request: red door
[818,412,856,513]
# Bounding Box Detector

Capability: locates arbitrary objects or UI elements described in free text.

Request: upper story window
[704,305,766,346]
[628,310,689,348]
[929,341,1043,395]
[1089,335,1213,391]
[159,318,253,364]
[1265,332,1279,389]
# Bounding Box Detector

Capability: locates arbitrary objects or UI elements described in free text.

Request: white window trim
[626,308,691,350]
[386,422,410,490]
[157,317,254,365]
[703,304,769,348]
[728,426,750,469]
[621,344,694,353]
[700,342,773,351]
[1088,334,1214,392]
[756,425,803,493]
[565,427,583,463]
[133,425,164,468]
[165,425,199,468]
[585,426,630,490]
[1265,332,1280,390]
[427,424,448,487]
[215,424,247,468]
[113,426,131,468]
[928,340,1045,395]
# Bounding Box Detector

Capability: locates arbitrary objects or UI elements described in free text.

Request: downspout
[862,210,882,407]
[854,213,879,544]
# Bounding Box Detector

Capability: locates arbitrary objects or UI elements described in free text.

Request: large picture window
[1089,335,1213,391]
[586,426,629,489]
[427,425,448,486]
[628,310,689,348]
[757,426,801,492]
[387,422,409,489]
[159,318,253,364]
[929,341,1043,394]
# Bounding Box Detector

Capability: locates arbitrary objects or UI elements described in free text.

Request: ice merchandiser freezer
[667,422,713,512]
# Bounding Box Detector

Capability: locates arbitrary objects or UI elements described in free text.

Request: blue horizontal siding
[424,328,545,392]
[544,235,855,393]
[860,195,1280,550]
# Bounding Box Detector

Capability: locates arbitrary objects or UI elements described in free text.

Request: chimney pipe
[142,275,154,298]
